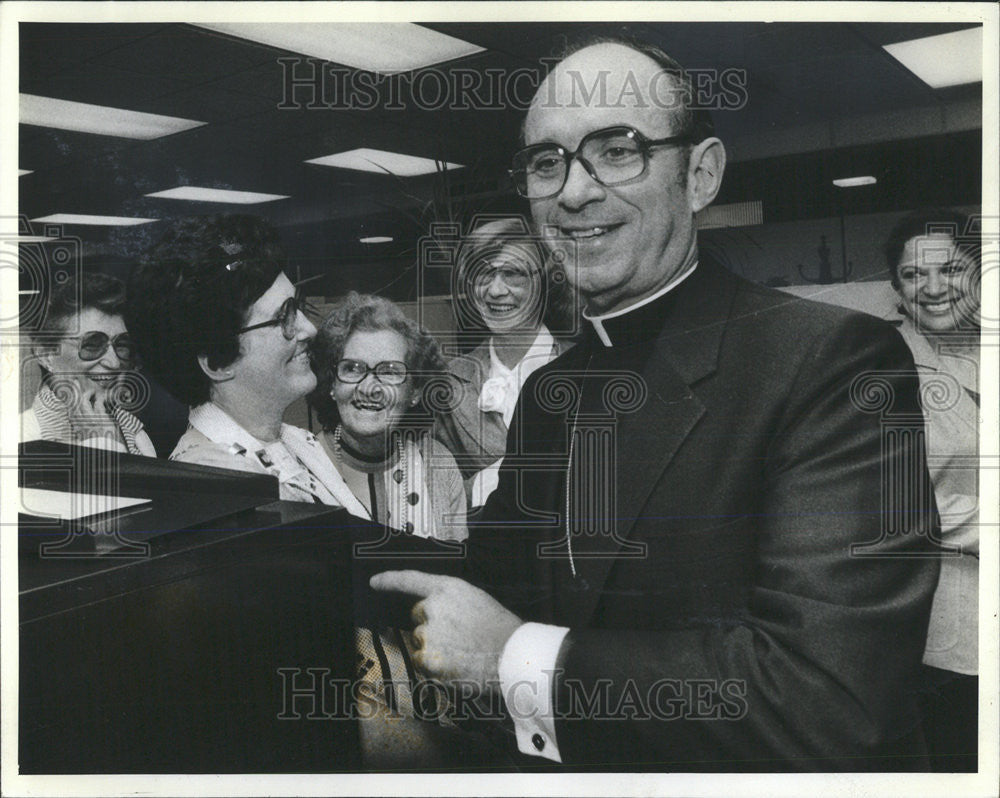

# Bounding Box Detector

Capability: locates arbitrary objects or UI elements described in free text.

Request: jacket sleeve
[548,317,941,770]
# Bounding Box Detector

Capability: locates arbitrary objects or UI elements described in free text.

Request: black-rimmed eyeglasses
[509,125,693,200]
[335,359,408,386]
[239,295,312,340]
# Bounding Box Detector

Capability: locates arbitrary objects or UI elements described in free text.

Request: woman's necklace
[332,425,412,532]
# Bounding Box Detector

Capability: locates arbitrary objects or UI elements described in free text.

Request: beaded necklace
[331,424,416,534]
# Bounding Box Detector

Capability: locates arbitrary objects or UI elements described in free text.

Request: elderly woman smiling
[22,272,156,456]
[125,214,357,506]
[308,293,466,541]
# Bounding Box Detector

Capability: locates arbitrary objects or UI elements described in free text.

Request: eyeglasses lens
[514,127,647,199]
[336,360,407,385]
[78,332,135,365]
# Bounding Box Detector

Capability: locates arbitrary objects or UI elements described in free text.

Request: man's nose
[557,157,605,209]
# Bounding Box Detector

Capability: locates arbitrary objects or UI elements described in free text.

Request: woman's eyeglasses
[239,295,315,340]
[64,331,137,366]
[335,359,408,386]
[472,263,537,289]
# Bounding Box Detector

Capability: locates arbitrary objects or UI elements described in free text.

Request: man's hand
[370,571,522,696]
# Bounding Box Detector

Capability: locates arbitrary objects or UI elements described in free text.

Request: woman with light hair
[437,217,576,506]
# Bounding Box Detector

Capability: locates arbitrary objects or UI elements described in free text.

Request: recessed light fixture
[196,22,484,74]
[31,214,157,226]
[883,27,983,89]
[359,236,394,244]
[19,169,33,176]
[20,94,205,140]
[307,148,463,177]
[832,176,877,188]
[145,186,290,204]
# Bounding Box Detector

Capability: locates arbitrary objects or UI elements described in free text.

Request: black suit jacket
[464,258,940,770]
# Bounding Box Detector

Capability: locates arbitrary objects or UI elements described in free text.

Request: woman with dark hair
[125,214,358,506]
[438,217,576,505]
[22,272,156,455]
[885,207,980,771]
[309,293,466,541]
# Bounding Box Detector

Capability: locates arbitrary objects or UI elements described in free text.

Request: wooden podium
[18,441,362,773]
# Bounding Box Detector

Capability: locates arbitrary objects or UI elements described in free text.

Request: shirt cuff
[498,622,570,763]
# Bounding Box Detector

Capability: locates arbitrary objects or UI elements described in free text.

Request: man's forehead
[526,43,680,143]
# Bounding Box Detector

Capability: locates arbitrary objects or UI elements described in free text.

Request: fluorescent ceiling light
[359,236,394,244]
[20,94,205,140]
[196,22,484,74]
[19,169,33,176]
[31,214,156,226]
[883,27,982,88]
[145,186,289,204]
[832,176,877,188]
[307,148,462,176]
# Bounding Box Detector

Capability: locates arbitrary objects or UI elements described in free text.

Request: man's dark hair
[884,207,979,288]
[125,214,287,407]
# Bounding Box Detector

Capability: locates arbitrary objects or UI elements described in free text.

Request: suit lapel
[558,259,738,627]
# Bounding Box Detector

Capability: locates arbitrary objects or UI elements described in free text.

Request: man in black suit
[372,38,940,770]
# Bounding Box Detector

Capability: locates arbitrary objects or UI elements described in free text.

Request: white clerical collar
[584,261,698,347]
[488,325,556,377]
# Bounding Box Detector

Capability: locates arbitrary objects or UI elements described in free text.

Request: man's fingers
[369,569,449,598]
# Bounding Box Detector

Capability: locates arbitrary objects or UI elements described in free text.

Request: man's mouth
[88,374,118,386]
[559,223,624,241]
[288,348,310,364]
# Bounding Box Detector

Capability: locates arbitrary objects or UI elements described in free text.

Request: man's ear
[197,354,235,384]
[687,137,726,214]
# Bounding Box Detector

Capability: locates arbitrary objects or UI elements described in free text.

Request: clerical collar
[585,261,698,347]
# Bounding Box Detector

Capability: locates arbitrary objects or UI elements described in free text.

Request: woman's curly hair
[308,292,448,431]
[125,214,287,407]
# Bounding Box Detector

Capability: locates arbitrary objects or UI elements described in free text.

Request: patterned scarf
[32,383,147,456]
